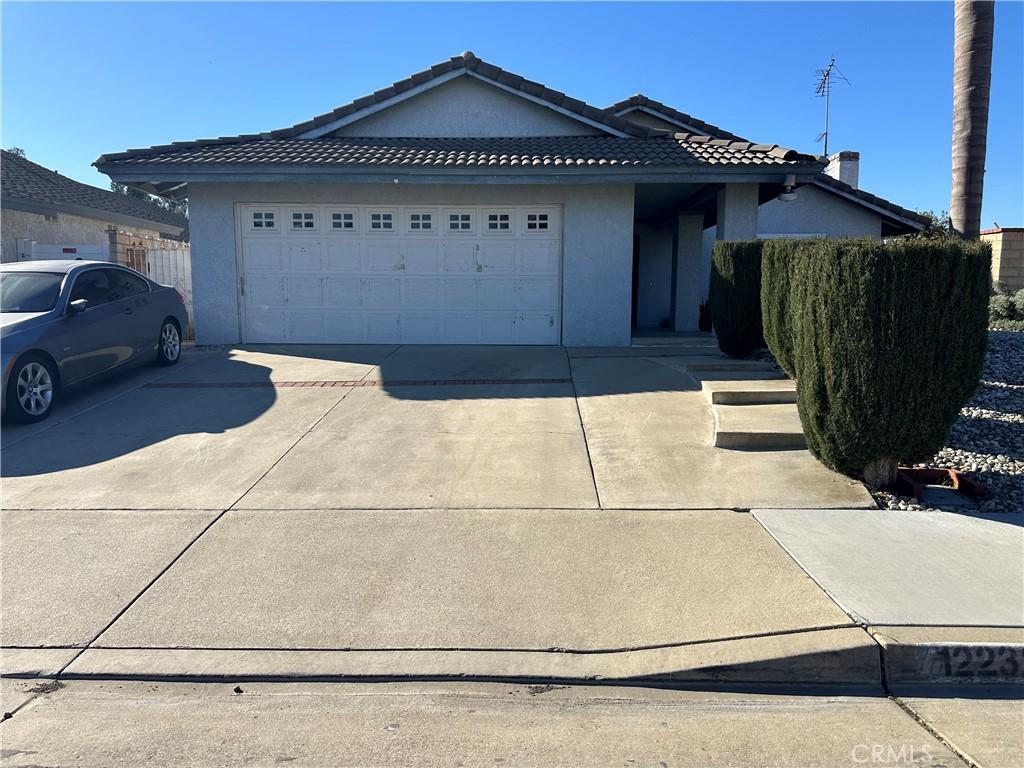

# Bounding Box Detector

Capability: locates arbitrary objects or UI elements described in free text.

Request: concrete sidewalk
[753,508,1024,691]
[2,508,878,687]
[0,681,979,768]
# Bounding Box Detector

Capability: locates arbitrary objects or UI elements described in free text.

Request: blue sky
[2,1,1021,225]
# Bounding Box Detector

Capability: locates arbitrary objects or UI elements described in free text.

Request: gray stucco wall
[756,185,882,237]
[0,207,160,262]
[698,185,886,298]
[333,76,603,138]
[188,182,634,347]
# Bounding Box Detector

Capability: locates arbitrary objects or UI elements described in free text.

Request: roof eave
[0,195,186,236]
[98,162,824,187]
[810,179,927,231]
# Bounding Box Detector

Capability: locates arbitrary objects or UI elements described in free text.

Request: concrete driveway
[1,344,870,511]
[1,344,876,685]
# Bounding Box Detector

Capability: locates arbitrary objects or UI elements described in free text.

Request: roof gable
[327,75,604,138]
[287,52,649,140]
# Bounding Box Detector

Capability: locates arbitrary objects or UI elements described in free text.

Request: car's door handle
[124,307,134,315]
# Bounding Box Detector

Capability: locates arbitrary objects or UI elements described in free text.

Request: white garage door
[238,204,561,344]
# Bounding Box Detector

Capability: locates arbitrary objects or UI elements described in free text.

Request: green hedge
[791,238,990,487]
[709,240,764,358]
[760,239,807,378]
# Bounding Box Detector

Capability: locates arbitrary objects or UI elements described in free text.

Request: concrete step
[693,370,788,382]
[703,379,797,405]
[631,334,718,348]
[713,403,807,450]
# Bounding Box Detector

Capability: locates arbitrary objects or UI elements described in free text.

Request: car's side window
[105,269,149,301]
[69,269,148,308]
[69,270,114,307]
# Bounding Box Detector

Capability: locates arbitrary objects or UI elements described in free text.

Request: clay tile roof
[1,150,187,230]
[606,94,749,142]
[95,135,824,170]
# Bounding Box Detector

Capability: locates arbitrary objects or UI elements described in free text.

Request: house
[607,96,928,329]
[95,52,923,347]
[1,150,187,263]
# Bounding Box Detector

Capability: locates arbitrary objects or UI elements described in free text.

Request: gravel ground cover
[875,330,1023,513]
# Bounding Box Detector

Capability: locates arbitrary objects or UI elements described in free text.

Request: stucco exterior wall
[188,182,634,347]
[332,76,603,138]
[0,207,160,262]
[756,185,882,238]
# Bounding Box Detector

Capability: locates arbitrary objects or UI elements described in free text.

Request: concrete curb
[870,626,1024,693]
[25,627,883,689]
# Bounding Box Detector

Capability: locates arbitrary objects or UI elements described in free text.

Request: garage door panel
[400,313,441,344]
[367,243,404,272]
[443,313,481,343]
[403,243,441,272]
[405,278,440,309]
[246,310,287,342]
[517,314,558,344]
[240,204,561,344]
[245,241,284,272]
[367,278,401,308]
[479,243,516,272]
[443,243,477,274]
[478,278,516,309]
[367,313,401,343]
[288,313,325,342]
[287,276,324,307]
[443,280,477,310]
[248,276,286,306]
[325,312,367,341]
[480,314,517,344]
[287,242,323,271]
[326,243,363,272]
[519,241,559,274]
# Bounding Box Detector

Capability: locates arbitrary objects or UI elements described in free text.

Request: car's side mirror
[67,299,88,316]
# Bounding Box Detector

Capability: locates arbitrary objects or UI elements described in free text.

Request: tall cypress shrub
[792,237,990,487]
[760,239,807,378]
[710,240,764,358]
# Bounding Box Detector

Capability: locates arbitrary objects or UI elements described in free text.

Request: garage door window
[369,212,394,231]
[330,211,356,231]
[251,211,276,230]
[486,212,512,232]
[409,212,433,231]
[448,212,473,232]
[526,213,549,231]
[291,211,316,230]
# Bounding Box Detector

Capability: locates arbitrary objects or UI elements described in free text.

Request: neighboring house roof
[809,174,929,232]
[606,94,748,142]
[1,150,187,236]
[611,98,926,232]
[97,135,820,169]
[95,52,823,186]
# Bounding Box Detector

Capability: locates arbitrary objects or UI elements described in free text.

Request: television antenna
[814,57,850,157]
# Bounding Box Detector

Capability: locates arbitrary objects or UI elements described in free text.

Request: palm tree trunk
[951,0,995,240]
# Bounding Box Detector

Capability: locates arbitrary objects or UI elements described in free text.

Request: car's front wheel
[156,320,181,366]
[6,353,58,423]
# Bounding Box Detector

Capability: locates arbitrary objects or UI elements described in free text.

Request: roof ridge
[96,52,658,166]
[670,131,822,164]
[606,94,750,143]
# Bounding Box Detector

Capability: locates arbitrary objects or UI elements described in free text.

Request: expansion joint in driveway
[52,361,382,680]
[564,347,602,509]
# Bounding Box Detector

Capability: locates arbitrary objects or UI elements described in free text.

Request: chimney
[825,150,859,188]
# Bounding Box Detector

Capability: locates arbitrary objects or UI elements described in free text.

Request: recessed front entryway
[238,204,562,345]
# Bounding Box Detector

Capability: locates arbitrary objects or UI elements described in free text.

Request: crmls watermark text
[851,744,935,764]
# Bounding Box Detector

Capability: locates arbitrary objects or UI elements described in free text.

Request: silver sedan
[1,260,189,423]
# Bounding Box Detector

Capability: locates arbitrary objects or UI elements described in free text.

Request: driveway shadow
[0,353,276,479]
